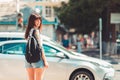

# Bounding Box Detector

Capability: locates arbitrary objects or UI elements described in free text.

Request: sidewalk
[82,48,120,64]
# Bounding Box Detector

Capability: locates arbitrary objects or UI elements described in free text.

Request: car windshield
[46,39,80,56]
[0,37,24,42]
[0,42,26,55]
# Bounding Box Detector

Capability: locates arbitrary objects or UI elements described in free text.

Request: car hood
[70,51,112,67]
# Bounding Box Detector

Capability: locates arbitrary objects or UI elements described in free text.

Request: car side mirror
[55,52,65,58]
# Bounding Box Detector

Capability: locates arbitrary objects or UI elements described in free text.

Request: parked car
[0,32,24,41]
[0,39,114,80]
[0,31,51,42]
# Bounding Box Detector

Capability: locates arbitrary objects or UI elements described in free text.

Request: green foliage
[54,0,120,34]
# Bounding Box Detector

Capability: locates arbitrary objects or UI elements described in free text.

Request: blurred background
[0,0,120,79]
[0,0,120,56]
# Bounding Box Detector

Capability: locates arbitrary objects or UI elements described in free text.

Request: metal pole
[99,18,102,59]
[16,0,19,31]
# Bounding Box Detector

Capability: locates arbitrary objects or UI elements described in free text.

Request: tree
[54,0,120,34]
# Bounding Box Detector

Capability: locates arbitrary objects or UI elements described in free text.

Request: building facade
[0,0,69,40]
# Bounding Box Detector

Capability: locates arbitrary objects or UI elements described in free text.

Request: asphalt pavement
[82,48,120,64]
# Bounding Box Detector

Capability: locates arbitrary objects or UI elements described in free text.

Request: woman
[25,13,48,80]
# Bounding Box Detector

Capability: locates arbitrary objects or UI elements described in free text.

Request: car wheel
[70,70,94,80]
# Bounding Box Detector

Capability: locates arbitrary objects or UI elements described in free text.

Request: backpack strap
[34,30,42,49]
[29,28,34,37]
[28,28,38,52]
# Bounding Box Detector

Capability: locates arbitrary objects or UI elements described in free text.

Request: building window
[51,0,58,2]
[36,0,43,1]
[35,6,43,15]
[45,0,50,1]
[45,6,52,17]
[45,0,58,2]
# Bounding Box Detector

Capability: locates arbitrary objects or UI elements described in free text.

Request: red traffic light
[18,17,23,24]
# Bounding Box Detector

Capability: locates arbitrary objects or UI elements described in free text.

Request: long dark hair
[25,13,42,39]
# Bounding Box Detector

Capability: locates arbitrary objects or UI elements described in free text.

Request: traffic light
[17,12,23,28]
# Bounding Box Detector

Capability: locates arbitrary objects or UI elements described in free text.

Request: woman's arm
[41,49,48,68]
[34,29,48,68]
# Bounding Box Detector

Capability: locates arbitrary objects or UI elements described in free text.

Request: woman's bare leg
[26,68,34,80]
[34,67,46,80]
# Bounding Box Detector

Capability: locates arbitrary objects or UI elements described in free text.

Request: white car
[0,31,51,42]
[0,38,114,80]
[0,32,24,41]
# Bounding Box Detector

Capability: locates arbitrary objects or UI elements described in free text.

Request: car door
[43,44,68,80]
[0,42,26,80]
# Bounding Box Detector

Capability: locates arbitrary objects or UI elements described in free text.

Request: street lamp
[99,18,102,59]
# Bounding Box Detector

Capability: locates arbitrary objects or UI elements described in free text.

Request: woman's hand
[44,61,49,68]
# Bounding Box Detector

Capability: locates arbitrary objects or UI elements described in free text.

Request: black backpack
[25,29,42,63]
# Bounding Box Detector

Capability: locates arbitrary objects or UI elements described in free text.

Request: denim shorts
[25,59,45,68]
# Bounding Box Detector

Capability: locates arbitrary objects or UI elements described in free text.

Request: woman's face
[34,18,41,28]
